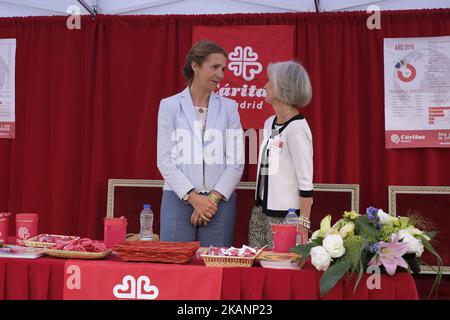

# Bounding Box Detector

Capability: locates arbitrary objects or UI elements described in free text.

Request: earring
[194,70,198,76]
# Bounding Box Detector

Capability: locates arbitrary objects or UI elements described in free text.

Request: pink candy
[51,238,107,252]
[205,245,258,257]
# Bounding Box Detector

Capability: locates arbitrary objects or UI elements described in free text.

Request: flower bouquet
[292,207,443,298]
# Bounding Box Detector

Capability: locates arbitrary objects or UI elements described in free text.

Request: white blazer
[157,87,244,200]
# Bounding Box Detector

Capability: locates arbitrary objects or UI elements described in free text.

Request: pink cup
[104,216,127,248]
[0,212,11,244]
[16,213,39,244]
[272,224,297,253]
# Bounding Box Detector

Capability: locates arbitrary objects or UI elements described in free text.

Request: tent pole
[314,0,320,12]
[77,0,97,18]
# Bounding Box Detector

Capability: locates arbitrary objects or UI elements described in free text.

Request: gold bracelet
[299,216,311,229]
[208,193,221,205]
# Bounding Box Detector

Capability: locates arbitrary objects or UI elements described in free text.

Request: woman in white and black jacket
[249,60,314,248]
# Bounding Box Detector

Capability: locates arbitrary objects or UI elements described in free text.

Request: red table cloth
[0,256,419,300]
[0,257,65,300]
[222,264,419,299]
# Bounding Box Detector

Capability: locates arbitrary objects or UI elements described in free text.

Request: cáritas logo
[228,46,263,81]
[113,275,159,300]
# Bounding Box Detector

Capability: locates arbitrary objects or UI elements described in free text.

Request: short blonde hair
[267,61,312,107]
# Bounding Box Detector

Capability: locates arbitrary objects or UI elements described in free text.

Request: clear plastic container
[284,208,299,225]
[140,204,154,241]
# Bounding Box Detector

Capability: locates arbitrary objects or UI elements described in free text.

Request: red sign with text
[63,260,223,300]
[385,129,450,148]
[193,25,294,129]
[0,122,14,138]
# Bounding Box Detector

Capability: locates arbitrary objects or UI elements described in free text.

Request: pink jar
[0,212,11,243]
[16,213,39,244]
[104,216,127,248]
[272,224,297,253]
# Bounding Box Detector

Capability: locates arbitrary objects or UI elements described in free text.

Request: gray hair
[267,61,312,107]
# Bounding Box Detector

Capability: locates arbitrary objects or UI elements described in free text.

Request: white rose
[310,246,331,271]
[339,222,355,239]
[322,234,346,258]
[398,229,424,257]
[377,209,395,225]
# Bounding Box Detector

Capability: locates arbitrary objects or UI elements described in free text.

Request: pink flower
[368,234,409,275]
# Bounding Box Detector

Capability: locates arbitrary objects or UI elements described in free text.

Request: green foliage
[354,216,380,243]
[424,231,437,240]
[393,216,411,229]
[311,237,323,246]
[380,224,400,242]
[403,253,421,274]
[343,235,364,272]
[419,235,443,298]
[333,218,349,230]
[353,259,365,294]
[291,242,317,257]
[320,258,352,297]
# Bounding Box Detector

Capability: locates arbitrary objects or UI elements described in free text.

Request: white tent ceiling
[0,0,449,17]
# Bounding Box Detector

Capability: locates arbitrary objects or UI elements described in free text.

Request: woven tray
[201,254,256,267]
[201,248,265,268]
[44,248,111,260]
[23,234,80,249]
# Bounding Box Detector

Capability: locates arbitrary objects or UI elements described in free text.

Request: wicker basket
[201,254,257,267]
[201,247,267,268]
[44,248,111,260]
[114,241,199,264]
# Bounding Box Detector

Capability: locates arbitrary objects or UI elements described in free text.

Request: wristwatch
[208,192,221,205]
[182,189,195,203]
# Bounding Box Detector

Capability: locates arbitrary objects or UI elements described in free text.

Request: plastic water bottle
[284,208,301,246]
[140,204,153,241]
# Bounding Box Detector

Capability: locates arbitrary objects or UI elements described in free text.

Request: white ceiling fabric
[0,0,449,17]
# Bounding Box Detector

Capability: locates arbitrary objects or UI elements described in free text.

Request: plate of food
[44,238,111,259]
[256,251,304,270]
[23,234,80,248]
[0,245,46,259]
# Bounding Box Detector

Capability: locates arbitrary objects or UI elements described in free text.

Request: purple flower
[368,234,409,275]
[375,220,381,230]
[369,242,381,254]
[366,206,378,220]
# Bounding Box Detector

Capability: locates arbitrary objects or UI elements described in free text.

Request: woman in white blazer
[249,60,314,248]
[157,40,244,246]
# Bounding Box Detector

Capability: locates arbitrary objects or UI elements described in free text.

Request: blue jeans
[159,190,236,247]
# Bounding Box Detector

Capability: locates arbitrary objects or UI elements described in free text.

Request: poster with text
[193,25,294,129]
[0,38,15,139]
[384,36,450,148]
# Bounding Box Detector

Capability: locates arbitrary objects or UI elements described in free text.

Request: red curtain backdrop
[1,10,450,243]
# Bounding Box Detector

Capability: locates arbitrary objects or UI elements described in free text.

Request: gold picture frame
[388,185,450,275]
[107,179,360,216]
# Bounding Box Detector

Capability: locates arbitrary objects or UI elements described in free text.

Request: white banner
[0,38,16,139]
[384,36,450,148]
